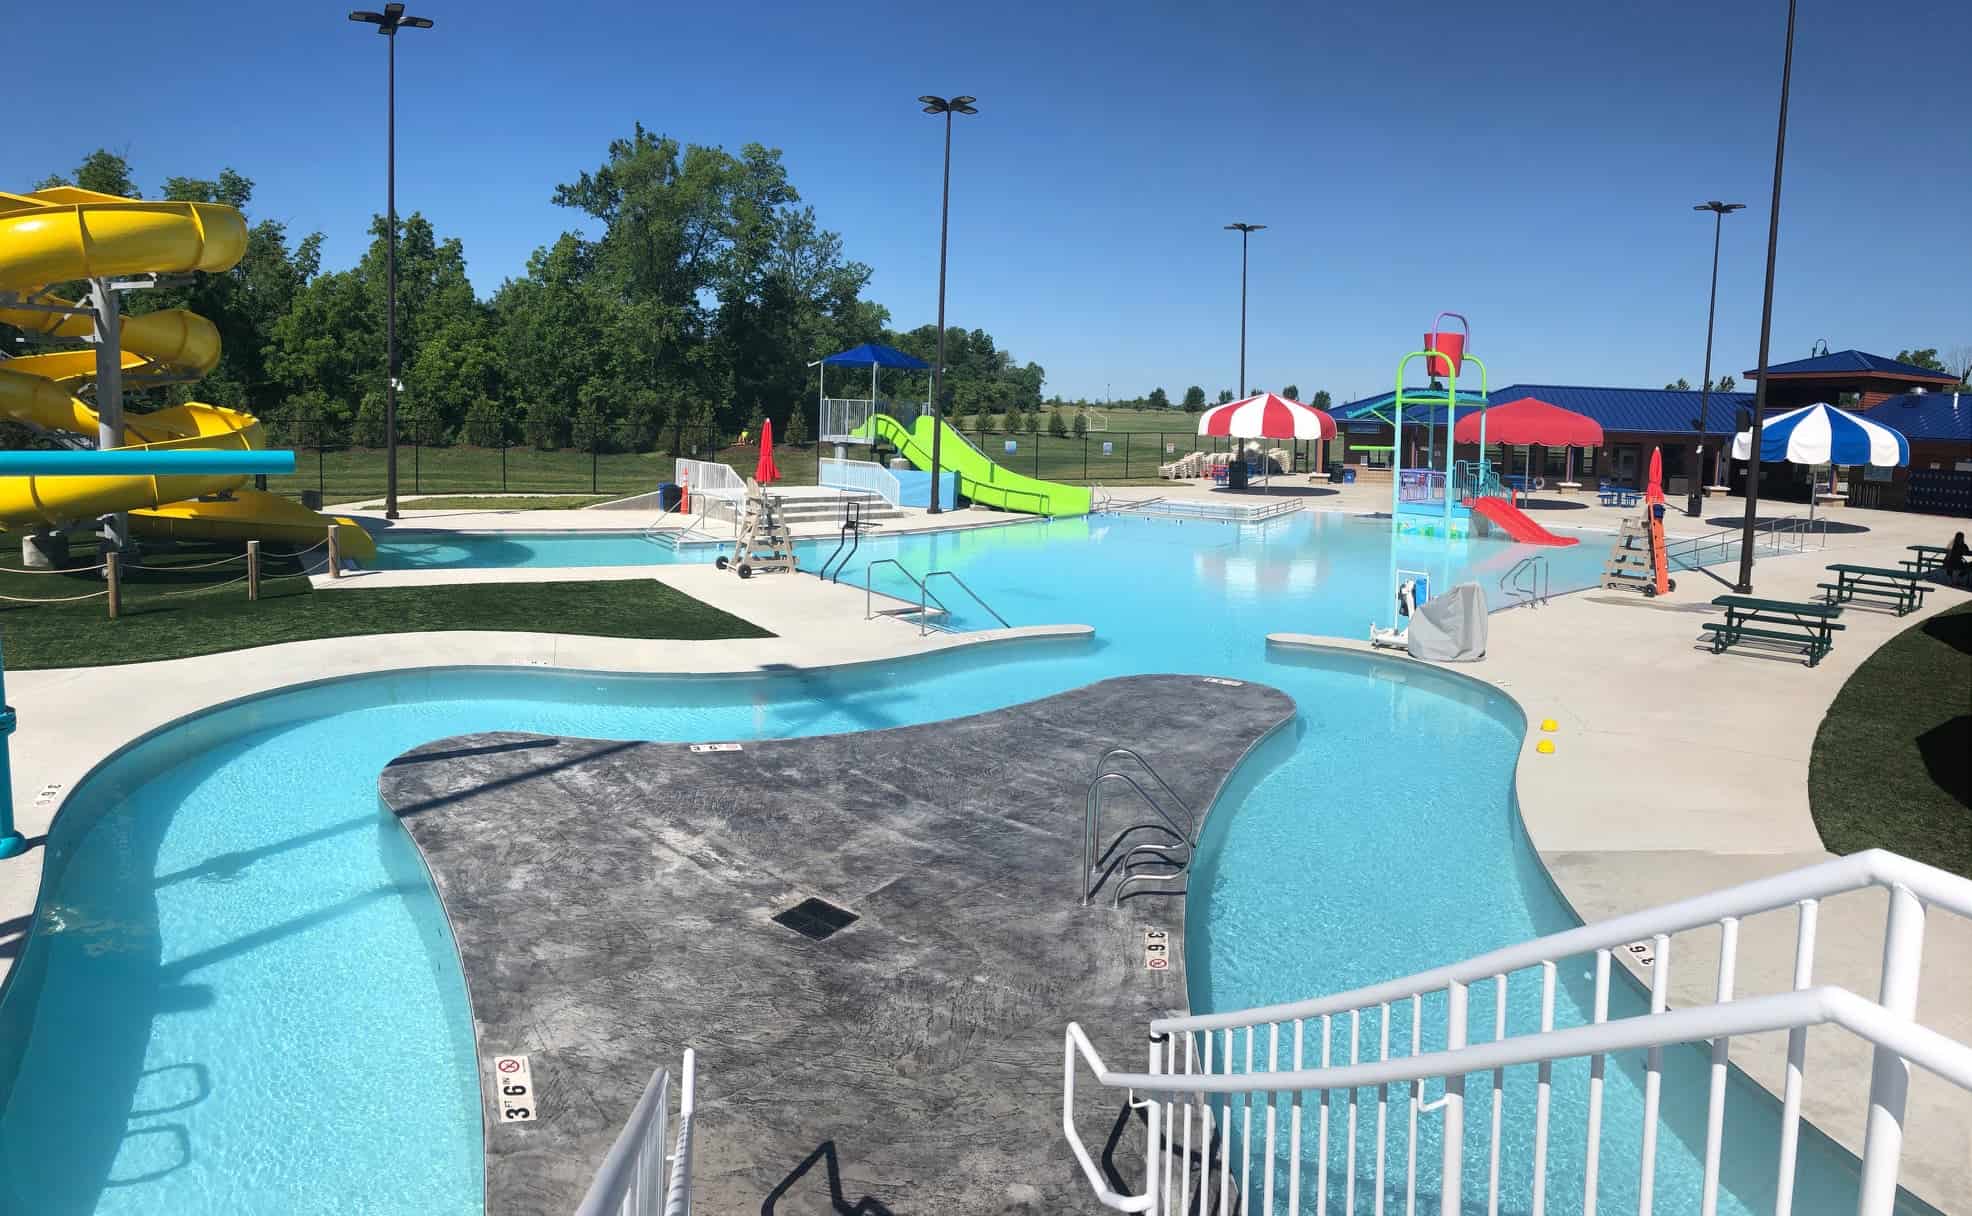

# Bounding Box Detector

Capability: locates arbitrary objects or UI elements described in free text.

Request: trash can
[1341,467,1358,485]
[300,489,323,510]
[659,482,683,511]
[1227,459,1249,489]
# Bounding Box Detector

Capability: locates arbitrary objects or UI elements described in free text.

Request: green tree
[1182,385,1206,412]
[35,149,138,196]
[783,406,809,447]
[1217,389,1234,404]
[1048,407,1068,438]
[1282,384,1300,400]
[1071,410,1088,438]
[1024,408,1042,435]
[525,399,571,450]
[1716,375,1735,392]
[462,398,507,447]
[1894,348,1945,372]
[1147,386,1170,409]
[1666,377,1692,391]
[1312,390,1332,410]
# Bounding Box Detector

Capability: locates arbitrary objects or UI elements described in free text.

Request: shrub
[1048,408,1068,438]
[462,398,507,448]
[1071,410,1088,438]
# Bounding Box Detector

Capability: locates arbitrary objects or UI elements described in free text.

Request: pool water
[0,512,1901,1214]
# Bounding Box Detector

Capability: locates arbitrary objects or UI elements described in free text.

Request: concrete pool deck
[378,675,1295,1214]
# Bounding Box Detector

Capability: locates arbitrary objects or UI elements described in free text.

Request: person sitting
[1944,531,1971,588]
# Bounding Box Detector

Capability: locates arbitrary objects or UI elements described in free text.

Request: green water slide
[859,413,1092,516]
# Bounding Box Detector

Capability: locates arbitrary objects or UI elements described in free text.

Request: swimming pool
[0,513,1901,1214]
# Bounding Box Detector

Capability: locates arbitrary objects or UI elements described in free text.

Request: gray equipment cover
[1407,581,1487,661]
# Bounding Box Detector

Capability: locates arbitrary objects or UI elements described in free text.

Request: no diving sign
[492,1053,537,1123]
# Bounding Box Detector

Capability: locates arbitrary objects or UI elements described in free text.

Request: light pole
[1225,223,1265,397]
[1688,200,1744,518]
[918,94,977,515]
[349,3,433,522]
[1736,0,1796,594]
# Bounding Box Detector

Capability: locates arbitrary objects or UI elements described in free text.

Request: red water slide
[1470,496,1580,546]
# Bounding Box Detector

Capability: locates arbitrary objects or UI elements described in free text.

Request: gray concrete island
[380,674,1296,1215]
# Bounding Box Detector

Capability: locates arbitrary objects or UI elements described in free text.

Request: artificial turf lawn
[0,542,770,671]
[1808,601,1972,878]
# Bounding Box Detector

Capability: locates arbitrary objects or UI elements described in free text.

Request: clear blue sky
[13,0,1968,402]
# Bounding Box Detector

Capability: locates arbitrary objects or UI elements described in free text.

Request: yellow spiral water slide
[0,186,374,559]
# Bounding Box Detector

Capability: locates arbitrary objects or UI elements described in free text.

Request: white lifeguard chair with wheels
[715,478,798,579]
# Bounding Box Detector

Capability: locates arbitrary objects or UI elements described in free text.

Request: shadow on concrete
[761,1141,896,1215]
[1704,515,1872,535]
[390,740,638,820]
[1519,497,1589,512]
[1213,485,1336,499]
[1923,609,1972,657]
[1917,717,1972,810]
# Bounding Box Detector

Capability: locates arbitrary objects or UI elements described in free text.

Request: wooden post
[105,551,121,620]
[247,540,261,601]
[326,525,341,579]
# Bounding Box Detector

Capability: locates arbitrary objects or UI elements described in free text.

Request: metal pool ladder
[863,559,1010,635]
[1081,747,1196,907]
[1500,553,1550,608]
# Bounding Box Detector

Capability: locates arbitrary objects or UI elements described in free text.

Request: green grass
[0,542,770,671]
[1808,601,1972,877]
[357,494,618,511]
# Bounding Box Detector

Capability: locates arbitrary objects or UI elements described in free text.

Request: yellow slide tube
[0,187,374,560]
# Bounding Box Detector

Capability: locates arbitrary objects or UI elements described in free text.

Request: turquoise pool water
[0,513,1903,1214]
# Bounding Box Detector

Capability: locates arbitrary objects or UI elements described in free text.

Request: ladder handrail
[864,558,950,623]
[922,569,1010,630]
[1094,746,1196,838]
[1081,749,1198,907]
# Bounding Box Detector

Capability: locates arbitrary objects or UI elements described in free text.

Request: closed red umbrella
[755,418,781,485]
[1646,445,1663,505]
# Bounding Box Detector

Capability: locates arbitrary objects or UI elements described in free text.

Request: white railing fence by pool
[820,397,925,444]
[819,457,902,506]
[1062,850,1972,1216]
[1667,514,1828,572]
[675,459,745,524]
[575,1049,696,1216]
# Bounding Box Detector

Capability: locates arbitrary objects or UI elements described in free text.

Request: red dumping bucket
[1424,331,1465,378]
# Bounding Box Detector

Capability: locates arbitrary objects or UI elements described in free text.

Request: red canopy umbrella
[1454,396,1603,495]
[755,418,781,485]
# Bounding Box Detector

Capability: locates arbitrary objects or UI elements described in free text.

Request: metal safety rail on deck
[575,1049,696,1216]
[1080,747,1197,907]
[1062,849,1972,1216]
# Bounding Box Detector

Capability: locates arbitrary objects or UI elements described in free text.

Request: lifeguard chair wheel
[738,563,753,579]
[1667,578,1677,592]
[715,555,730,570]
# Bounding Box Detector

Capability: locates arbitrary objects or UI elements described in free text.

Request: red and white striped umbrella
[1197,393,1337,440]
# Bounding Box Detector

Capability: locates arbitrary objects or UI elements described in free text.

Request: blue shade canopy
[1731,402,1910,467]
[822,343,930,371]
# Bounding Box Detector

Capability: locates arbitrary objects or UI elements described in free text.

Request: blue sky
[12,0,1968,402]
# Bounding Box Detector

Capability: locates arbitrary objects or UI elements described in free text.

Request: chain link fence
[263,421,1329,506]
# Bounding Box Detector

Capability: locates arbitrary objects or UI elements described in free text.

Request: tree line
[6,139,1052,453]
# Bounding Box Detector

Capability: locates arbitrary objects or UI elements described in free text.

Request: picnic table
[1702,594,1845,666]
[1820,563,1932,616]
[1902,544,1948,575]
[1598,482,1642,508]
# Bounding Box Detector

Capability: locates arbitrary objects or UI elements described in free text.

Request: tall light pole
[1736,0,1796,594]
[918,94,977,515]
[1225,223,1265,397]
[349,3,433,522]
[1688,200,1745,518]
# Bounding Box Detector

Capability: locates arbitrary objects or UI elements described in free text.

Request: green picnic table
[1702,595,1845,666]
[1901,544,1948,575]
[1820,563,1932,616]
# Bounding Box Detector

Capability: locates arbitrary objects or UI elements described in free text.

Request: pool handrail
[574,1048,696,1216]
[1061,848,1972,1216]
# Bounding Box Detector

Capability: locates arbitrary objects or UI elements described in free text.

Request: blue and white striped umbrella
[1731,401,1909,467]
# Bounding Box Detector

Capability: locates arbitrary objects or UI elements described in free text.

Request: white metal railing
[675,458,744,514]
[1062,850,1972,1216]
[575,1049,697,1216]
[819,457,903,507]
[820,397,925,443]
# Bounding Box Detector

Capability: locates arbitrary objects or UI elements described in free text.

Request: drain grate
[772,897,859,941]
